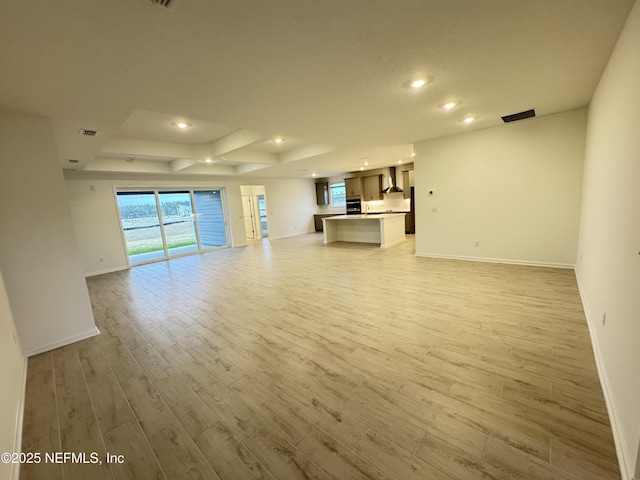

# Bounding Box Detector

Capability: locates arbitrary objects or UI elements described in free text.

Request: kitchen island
[321,213,406,248]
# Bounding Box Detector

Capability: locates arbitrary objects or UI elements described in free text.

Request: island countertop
[321,213,406,248]
[323,213,406,220]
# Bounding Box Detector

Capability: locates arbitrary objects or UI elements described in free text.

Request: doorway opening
[240,185,268,240]
[257,194,268,238]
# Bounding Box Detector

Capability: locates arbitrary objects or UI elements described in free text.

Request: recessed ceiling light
[175,121,190,129]
[464,117,475,124]
[442,102,458,110]
[126,157,136,162]
[364,162,369,166]
[359,167,364,171]
[205,158,213,163]
[398,160,403,164]
[411,79,427,88]
[312,173,316,177]
[411,153,416,157]
[273,137,283,144]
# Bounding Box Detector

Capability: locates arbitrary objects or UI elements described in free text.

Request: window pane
[194,190,228,248]
[117,192,165,264]
[159,192,198,257]
[330,182,346,207]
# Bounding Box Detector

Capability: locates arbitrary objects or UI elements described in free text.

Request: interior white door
[241,195,255,239]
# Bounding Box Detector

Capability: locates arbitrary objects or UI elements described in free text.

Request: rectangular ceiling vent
[501,109,536,123]
[150,0,178,9]
[78,128,99,137]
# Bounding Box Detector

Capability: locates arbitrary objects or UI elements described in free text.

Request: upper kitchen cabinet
[363,175,383,201]
[315,182,329,205]
[344,177,362,198]
[402,170,414,199]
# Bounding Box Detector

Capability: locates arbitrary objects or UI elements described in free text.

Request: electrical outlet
[431,207,438,213]
[602,312,606,326]
[474,241,480,247]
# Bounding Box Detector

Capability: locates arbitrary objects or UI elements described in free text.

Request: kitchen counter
[321,213,406,248]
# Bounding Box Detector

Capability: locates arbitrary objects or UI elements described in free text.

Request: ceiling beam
[194,129,269,159]
[178,163,237,176]
[100,136,195,159]
[83,158,172,174]
[170,158,198,172]
[278,144,336,164]
[223,149,278,165]
[234,163,271,175]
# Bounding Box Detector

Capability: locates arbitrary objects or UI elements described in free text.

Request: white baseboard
[85,265,129,277]
[9,356,28,480]
[414,252,574,269]
[268,230,315,241]
[23,326,101,357]
[575,269,632,480]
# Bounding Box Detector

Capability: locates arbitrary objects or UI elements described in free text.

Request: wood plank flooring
[20,234,620,479]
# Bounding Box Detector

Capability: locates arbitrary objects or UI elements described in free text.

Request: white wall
[65,174,317,275]
[414,108,587,267]
[0,111,98,356]
[0,269,27,480]
[575,1,640,478]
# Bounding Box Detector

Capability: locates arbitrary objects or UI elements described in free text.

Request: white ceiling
[0,0,634,179]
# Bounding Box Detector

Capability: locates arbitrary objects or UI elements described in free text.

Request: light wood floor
[21,234,620,480]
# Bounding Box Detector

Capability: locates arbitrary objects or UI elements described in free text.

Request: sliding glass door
[117,192,166,264]
[159,191,198,257]
[117,188,228,265]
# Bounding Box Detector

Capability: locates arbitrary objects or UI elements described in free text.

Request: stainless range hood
[383,166,403,193]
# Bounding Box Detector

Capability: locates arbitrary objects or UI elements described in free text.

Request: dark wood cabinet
[402,170,414,199]
[363,175,383,201]
[313,214,340,232]
[344,177,362,197]
[315,182,329,205]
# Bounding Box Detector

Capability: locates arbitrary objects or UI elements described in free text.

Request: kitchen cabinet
[315,182,329,205]
[404,210,414,234]
[313,214,340,232]
[363,175,383,201]
[344,177,362,197]
[402,170,414,199]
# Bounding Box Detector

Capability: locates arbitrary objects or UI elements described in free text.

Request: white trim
[24,326,100,357]
[9,356,28,480]
[575,269,632,480]
[268,230,315,241]
[85,265,129,277]
[381,238,406,249]
[414,252,574,269]
[112,184,132,269]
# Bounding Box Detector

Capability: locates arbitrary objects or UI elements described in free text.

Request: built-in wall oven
[346,198,362,215]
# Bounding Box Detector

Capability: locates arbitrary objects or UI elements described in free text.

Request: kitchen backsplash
[363,192,411,212]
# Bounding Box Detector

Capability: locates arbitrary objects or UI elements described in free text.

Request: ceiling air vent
[78,128,99,137]
[150,0,178,9]
[501,109,536,123]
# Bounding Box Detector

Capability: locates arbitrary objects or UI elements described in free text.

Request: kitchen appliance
[346,197,362,214]
[383,167,403,193]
